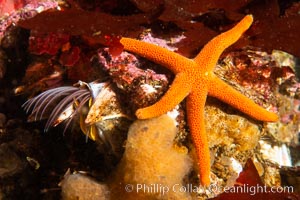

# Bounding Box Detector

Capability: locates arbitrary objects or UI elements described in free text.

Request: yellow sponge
[110,114,192,199]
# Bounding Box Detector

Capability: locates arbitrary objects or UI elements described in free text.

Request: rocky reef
[0,0,300,199]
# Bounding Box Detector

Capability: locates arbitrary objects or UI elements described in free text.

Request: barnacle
[23,80,127,148]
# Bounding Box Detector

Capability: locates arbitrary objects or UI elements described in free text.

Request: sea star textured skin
[119,15,278,186]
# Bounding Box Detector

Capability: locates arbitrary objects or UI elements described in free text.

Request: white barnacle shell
[85,82,125,125]
[259,140,292,167]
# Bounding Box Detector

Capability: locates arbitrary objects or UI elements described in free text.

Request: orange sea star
[120,15,278,186]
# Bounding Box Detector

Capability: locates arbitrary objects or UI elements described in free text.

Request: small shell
[85,83,125,125]
[259,140,292,167]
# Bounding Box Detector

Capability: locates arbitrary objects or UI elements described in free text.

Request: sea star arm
[209,77,278,122]
[186,90,211,186]
[136,72,192,119]
[194,15,253,71]
[118,14,276,188]
[120,37,194,74]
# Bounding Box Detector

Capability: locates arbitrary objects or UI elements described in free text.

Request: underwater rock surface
[0,0,300,199]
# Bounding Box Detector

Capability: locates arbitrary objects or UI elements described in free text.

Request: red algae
[104,35,123,57]
[59,46,81,67]
[29,32,70,55]
[17,6,156,42]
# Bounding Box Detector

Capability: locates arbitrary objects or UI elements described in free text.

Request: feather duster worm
[23,80,127,148]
